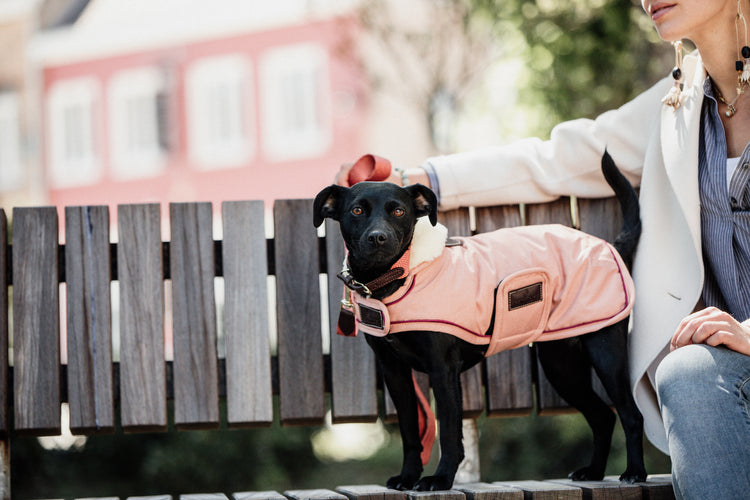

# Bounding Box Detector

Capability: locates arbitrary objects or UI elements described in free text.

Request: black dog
[313,152,646,491]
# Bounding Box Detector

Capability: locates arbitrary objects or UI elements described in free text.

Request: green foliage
[467,0,672,136]
[12,409,671,498]
[477,412,671,481]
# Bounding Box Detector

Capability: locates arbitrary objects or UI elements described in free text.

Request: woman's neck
[692,17,750,156]
[696,30,742,100]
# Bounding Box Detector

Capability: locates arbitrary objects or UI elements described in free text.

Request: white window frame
[0,92,24,192]
[107,66,167,180]
[260,43,331,161]
[47,77,101,188]
[186,54,254,170]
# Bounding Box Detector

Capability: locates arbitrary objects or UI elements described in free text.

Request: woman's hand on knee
[672,307,750,356]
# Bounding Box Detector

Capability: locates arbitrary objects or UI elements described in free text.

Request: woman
[337,1,750,497]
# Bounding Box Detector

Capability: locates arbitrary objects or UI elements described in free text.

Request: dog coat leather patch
[353,296,391,337]
[508,281,543,310]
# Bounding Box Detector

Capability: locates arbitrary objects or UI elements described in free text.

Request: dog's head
[314,182,437,271]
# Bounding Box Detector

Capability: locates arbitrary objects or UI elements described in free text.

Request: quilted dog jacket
[347,223,634,357]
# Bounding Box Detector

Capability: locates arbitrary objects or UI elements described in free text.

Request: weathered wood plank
[118,204,167,431]
[285,490,348,500]
[274,199,325,425]
[0,209,7,436]
[65,206,114,434]
[548,479,641,500]
[336,484,407,500]
[634,475,675,500]
[12,207,60,434]
[180,494,229,500]
[222,201,273,427]
[496,481,581,500]
[439,208,482,417]
[0,210,7,500]
[170,202,220,429]
[454,482,524,500]
[474,205,533,416]
[525,198,574,414]
[405,491,465,500]
[327,219,378,423]
[233,492,287,500]
[577,197,622,244]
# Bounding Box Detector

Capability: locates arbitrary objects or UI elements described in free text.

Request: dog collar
[337,249,411,298]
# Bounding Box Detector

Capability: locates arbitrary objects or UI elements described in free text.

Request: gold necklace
[713,78,749,117]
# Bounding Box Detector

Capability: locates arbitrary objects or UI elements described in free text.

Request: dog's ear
[313,185,348,227]
[405,184,438,226]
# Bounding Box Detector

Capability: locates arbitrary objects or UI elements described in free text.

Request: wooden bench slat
[405,491,465,500]
[65,206,115,434]
[180,494,229,500]
[170,202,220,429]
[0,209,8,435]
[577,198,623,244]
[474,206,533,416]
[0,209,8,495]
[232,492,287,500]
[12,207,60,434]
[525,198,574,413]
[222,201,273,427]
[285,490,348,500]
[496,480,581,500]
[629,475,675,500]
[336,484,406,500]
[118,204,167,431]
[326,220,379,423]
[439,208,483,417]
[274,199,325,425]
[454,482,524,500]
[548,479,642,500]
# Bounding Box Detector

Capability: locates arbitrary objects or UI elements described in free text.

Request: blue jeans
[655,344,750,499]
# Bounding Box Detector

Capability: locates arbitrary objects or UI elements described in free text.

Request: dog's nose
[367,230,388,246]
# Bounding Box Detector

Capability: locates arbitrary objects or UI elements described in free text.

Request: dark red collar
[337,249,411,298]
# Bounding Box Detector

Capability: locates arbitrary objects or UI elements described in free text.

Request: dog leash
[347,154,392,185]
[339,153,436,466]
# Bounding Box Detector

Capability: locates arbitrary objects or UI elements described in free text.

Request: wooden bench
[0,196,674,500]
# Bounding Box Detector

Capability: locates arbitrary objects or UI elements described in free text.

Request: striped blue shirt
[699,77,750,320]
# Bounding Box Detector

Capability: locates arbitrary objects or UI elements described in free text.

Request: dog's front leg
[368,339,424,490]
[414,367,463,491]
[382,363,424,490]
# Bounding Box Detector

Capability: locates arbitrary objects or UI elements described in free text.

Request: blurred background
[0,0,674,497]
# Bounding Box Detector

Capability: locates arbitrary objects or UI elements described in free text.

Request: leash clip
[337,269,373,298]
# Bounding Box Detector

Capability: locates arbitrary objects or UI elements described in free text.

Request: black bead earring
[662,40,685,110]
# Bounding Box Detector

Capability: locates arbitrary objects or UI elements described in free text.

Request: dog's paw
[386,474,419,491]
[568,466,605,481]
[413,475,454,491]
[619,466,647,484]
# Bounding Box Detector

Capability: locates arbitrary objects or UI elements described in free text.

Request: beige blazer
[426,52,707,454]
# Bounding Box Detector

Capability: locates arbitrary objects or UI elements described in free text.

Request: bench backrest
[0,194,623,441]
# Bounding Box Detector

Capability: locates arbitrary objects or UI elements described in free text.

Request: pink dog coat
[345,224,634,357]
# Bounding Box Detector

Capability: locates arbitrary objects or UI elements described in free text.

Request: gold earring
[662,40,685,110]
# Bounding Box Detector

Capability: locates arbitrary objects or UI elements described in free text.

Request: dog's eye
[351,206,363,216]
[392,208,405,217]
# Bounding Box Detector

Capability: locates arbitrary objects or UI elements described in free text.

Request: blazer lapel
[660,56,706,258]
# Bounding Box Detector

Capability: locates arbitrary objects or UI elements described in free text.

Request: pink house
[32,0,368,215]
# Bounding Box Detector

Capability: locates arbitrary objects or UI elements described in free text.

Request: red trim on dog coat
[347,224,634,357]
